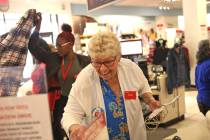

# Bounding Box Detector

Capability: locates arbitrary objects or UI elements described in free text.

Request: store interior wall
[70,3,210,17]
[70,3,210,86]
[2,1,210,85]
[70,3,183,17]
[96,15,155,34]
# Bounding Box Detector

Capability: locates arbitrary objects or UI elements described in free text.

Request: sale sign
[0,94,53,140]
[0,0,9,12]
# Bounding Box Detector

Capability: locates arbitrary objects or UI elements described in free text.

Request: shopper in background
[195,39,210,116]
[61,31,160,140]
[139,28,149,48]
[147,28,157,64]
[148,28,157,42]
[28,13,90,140]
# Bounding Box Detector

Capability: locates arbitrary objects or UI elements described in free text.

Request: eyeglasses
[56,42,72,47]
[91,57,116,68]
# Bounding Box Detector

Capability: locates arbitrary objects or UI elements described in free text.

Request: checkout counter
[119,36,185,126]
[150,68,185,126]
[124,54,185,126]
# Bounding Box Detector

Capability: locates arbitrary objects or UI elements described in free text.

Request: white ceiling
[69,0,183,9]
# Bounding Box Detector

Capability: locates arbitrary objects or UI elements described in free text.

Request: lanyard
[61,57,73,81]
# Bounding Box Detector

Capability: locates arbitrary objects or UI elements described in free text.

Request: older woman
[61,31,160,140]
[195,39,210,116]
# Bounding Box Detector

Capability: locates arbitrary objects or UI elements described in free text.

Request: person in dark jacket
[28,13,90,140]
[195,39,210,116]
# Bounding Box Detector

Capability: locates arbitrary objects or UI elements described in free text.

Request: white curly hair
[88,31,121,58]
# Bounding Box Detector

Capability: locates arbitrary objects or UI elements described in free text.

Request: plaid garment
[0,9,36,96]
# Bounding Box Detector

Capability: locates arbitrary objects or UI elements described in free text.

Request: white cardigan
[61,58,151,140]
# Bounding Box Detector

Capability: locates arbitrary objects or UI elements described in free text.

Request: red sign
[176,30,183,33]
[0,0,9,12]
[124,91,136,100]
[0,0,8,4]
[156,24,163,27]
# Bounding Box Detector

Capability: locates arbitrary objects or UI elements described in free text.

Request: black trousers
[53,95,68,140]
[197,101,210,116]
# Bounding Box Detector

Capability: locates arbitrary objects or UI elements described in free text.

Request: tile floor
[164,90,210,140]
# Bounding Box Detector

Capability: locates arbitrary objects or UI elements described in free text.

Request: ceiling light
[159,0,174,10]
[159,6,170,10]
[164,0,176,2]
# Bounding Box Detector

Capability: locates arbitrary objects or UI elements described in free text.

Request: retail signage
[176,30,183,33]
[0,0,8,4]
[0,0,9,12]
[157,24,163,27]
[87,0,121,12]
[156,23,166,39]
[0,94,53,140]
[200,24,208,39]
[156,24,164,30]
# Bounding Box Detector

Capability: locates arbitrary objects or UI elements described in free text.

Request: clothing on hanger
[0,9,36,96]
[167,43,189,94]
[153,39,169,71]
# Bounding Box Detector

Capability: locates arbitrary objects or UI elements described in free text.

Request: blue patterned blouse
[100,79,130,140]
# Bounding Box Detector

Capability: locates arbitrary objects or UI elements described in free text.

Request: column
[182,0,208,85]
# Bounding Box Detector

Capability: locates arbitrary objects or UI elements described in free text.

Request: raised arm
[28,13,60,77]
[28,13,51,62]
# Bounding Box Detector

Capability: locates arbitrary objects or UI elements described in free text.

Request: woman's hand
[69,124,87,140]
[142,92,161,111]
[148,99,161,111]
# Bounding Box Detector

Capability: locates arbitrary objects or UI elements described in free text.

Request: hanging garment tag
[124,91,137,100]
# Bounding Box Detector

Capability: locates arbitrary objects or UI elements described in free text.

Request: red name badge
[124,91,136,100]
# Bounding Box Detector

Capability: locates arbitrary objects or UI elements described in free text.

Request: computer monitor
[120,39,143,56]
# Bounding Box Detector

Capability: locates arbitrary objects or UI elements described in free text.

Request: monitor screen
[120,40,143,56]
[87,0,120,12]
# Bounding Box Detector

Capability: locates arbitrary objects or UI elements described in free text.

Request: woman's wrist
[148,97,156,104]
[142,92,155,104]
